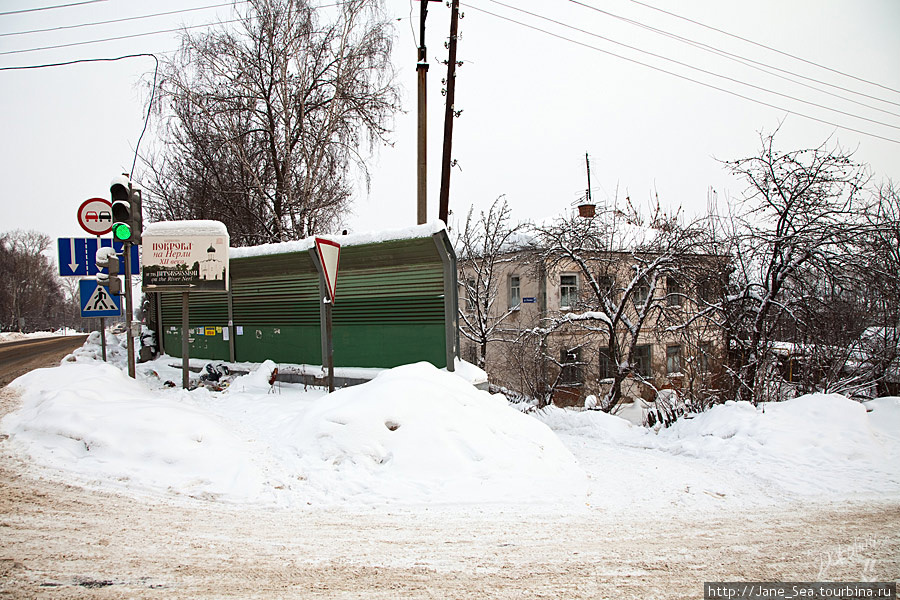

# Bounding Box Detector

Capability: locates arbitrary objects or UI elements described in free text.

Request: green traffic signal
[112,222,132,241]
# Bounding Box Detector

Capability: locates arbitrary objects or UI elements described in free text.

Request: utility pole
[416,0,429,225]
[416,0,440,225]
[438,0,460,225]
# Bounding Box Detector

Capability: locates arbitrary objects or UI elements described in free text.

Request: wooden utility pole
[416,0,431,225]
[438,0,460,225]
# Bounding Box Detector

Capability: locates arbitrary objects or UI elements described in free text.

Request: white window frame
[559,273,578,310]
[508,274,521,309]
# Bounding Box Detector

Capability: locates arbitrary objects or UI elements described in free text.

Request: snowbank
[536,395,900,505]
[2,359,584,507]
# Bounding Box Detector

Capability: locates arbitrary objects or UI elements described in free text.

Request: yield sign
[315,237,341,303]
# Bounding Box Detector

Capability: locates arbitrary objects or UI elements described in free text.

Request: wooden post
[182,291,190,389]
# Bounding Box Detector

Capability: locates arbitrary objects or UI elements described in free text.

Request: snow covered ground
[1,331,899,514]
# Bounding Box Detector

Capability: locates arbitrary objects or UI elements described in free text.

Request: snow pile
[285,363,583,504]
[653,395,899,497]
[2,359,584,507]
[536,395,900,506]
[4,363,269,502]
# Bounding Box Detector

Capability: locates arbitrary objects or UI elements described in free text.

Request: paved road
[0,335,88,388]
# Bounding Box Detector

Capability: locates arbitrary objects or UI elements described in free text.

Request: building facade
[459,247,726,410]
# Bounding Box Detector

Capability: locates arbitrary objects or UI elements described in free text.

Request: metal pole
[123,240,136,378]
[100,317,107,362]
[438,0,460,224]
[325,300,334,393]
[182,291,190,389]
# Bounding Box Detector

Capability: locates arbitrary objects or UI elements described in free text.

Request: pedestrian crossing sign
[79,279,122,318]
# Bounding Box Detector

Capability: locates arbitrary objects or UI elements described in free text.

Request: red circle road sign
[77,198,113,236]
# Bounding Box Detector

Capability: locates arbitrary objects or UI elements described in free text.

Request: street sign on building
[58,237,140,277]
[77,198,113,236]
[79,279,121,318]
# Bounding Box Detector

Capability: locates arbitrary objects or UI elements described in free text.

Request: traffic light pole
[123,241,136,378]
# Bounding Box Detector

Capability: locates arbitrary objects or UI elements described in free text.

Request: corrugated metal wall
[157,233,455,369]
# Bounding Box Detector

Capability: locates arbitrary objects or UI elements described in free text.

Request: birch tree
[144,0,400,245]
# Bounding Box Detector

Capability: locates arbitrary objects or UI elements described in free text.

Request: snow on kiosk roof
[148,222,459,373]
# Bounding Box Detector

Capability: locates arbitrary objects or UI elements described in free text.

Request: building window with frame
[697,277,718,304]
[666,277,683,306]
[597,274,615,299]
[633,276,651,307]
[464,278,476,311]
[508,274,521,309]
[599,347,615,380]
[698,342,713,374]
[560,274,578,310]
[666,344,682,374]
[560,347,583,385]
[634,344,652,378]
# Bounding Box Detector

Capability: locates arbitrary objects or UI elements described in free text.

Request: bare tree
[531,201,710,412]
[851,181,900,396]
[718,131,869,404]
[0,230,68,332]
[455,196,526,370]
[143,0,400,245]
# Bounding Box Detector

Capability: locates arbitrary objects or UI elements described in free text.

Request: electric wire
[0,0,106,17]
[485,0,900,132]
[0,1,247,39]
[626,0,900,97]
[0,18,243,56]
[463,2,900,144]
[565,0,900,115]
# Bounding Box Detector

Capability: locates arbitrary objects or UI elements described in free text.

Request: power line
[0,18,243,57]
[463,3,900,145]
[485,0,900,133]
[0,53,158,177]
[626,0,900,97]
[0,1,246,39]
[565,0,900,115]
[0,0,107,17]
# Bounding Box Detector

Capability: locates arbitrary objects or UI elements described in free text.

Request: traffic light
[95,246,122,295]
[110,175,142,244]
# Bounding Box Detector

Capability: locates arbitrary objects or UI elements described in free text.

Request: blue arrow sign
[58,238,140,277]
[79,279,122,318]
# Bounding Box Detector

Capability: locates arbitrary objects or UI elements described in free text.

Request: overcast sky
[1,0,898,247]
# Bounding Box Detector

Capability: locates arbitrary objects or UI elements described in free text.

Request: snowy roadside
[0,332,898,515]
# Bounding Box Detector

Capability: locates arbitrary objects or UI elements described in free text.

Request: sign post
[313,238,341,393]
[79,278,122,363]
[142,221,229,389]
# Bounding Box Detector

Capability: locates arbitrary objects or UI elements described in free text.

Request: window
[598,274,615,298]
[560,274,578,309]
[633,276,650,306]
[599,347,615,379]
[634,345,652,378]
[699,342,713,374]
[464,278,476,311]
[559,347,582,385]
[666,345,682,374]
[508,275,521,309]
[698,278,717,304]
[666,277,683,306]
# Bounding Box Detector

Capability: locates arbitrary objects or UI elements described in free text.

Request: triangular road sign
[315,237,341,304]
